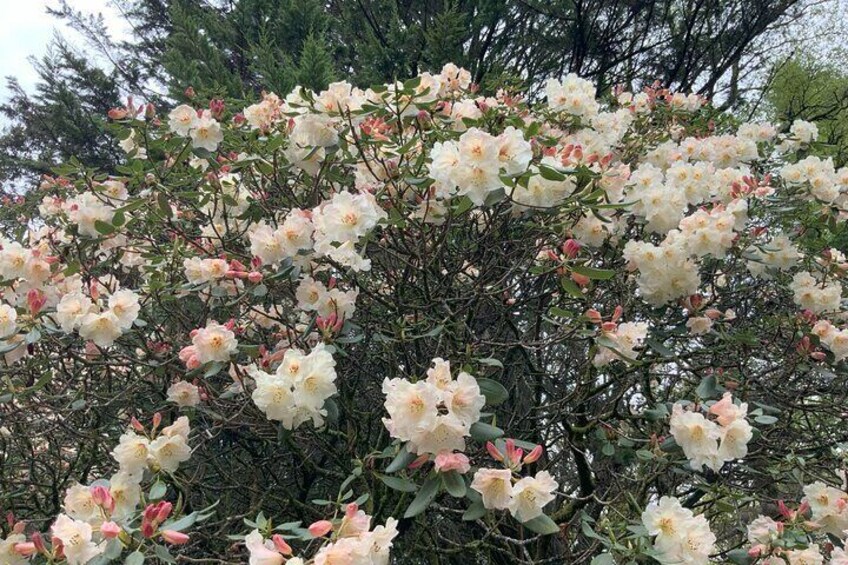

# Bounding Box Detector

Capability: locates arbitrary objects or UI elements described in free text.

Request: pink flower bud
[308,520,333,538]
[561,239,581,259]
[271,534,292,555]
[523,444,543,464]
[408,454,429,469]
[31,532,46,553]
[247,271,263,283]
[131,417,145,432]
[26,289,46,316]
[161,530,190,545]
[486,441,504,462]
[156,502,173,522]
[584,309,602,325]
[13,542,36,556]
[100,521,121,539]
[434,452,471,474]
[91,486,114,512]
[152,412,162,430]
[571,272,590,287]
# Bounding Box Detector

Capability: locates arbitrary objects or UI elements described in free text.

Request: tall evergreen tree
[0,0,814,186]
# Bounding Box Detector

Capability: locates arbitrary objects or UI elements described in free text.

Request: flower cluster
[245,503,398,565]
[471,440,557,524]
[641,496,715,564]
[2,415,199,565]
[248,343,338,430]
[382,358,485,456]
[669,392,753,472]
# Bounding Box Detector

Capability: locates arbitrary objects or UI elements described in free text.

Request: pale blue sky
[0,0,127,101]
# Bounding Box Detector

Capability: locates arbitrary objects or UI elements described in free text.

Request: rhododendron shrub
[1,64,847,564]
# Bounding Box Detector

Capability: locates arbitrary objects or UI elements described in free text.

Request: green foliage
[768,56,848,167]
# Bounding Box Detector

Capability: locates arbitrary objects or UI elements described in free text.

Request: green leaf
[754,415,778,425]
[441,471,467,498]
[377,474,418,493]
[646,338,673,358]
[696,375,719,400]
[522,514,561,535]
[591,555,616,565]
[403,476,440,518]
[477,378,508,406]
[726,548,754,564]
[94,220,116,235]
[571,265,615,280]
[149,480,167,500]
[477,357,503,369]
[153,544,176,564]
[560,277,585,299]
[462,500,486,521]
[538,164,567,182]
[125,551,145,565]
[470,422,504,442]
[385,445,416,473]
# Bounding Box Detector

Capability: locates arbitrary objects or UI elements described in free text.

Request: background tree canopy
[0,0,825,186]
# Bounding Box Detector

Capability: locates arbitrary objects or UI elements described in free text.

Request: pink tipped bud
[600,321,617,333]
[704,308,722,320]
[571,272,590,287]
[247,271,263,283]
[408,454,429,469]
[308,520,333,538]
[27,289,47,316]
[143,503,159,521]
[523,444,544,464]
[345,503,359,519]
[271,534,292,555]
[161,530,190,545]
[31,532,46,553]
[585,309,602,325]
[486,441,504,462]
[141,520,155,538]
[561,239,581,259]
[13,542,36,557]
[612,305,623,322]
[131,417,144,432]
[156,502,173,522]
[101,521,121,539]
[152,412,162,430]
[777,500,794,519]
[91,486,114,512]
[505,439,518,463]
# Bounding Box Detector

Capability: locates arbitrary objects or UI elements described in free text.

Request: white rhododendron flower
[0,303,17,336]
[168,104,199,135]
[507,471,559,522]
[191,112,224,151]
[79,311,123,347]
[191,321,238,364]
[51,514,105,565]
[250,344,337,429]
[382,358,485,456]
[167,381,202,407]
[642,496,715,565]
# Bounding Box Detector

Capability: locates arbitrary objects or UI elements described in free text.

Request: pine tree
[0,0,813,185]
